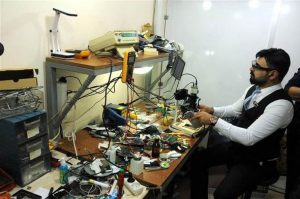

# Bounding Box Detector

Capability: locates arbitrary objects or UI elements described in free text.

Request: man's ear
[269,70,279,80]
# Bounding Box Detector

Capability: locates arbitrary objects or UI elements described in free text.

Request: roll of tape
[160,161,170,169]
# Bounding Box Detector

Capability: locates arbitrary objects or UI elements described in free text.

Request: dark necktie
[243,87,261,110]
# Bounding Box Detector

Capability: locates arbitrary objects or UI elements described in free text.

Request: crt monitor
[171,55,186,80]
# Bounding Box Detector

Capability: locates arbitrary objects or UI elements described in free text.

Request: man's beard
[250,73,267,86]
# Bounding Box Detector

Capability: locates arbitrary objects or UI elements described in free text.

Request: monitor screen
[171,56,185,80]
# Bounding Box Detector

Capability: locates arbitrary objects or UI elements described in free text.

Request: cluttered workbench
[56,101,208,199]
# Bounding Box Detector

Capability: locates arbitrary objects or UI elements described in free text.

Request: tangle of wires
[0,87,42,120]
[49,164,107,198]
[64,75,120,100]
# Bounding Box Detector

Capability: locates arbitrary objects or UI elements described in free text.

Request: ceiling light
[202,0,212,11]
[248,0,260,9]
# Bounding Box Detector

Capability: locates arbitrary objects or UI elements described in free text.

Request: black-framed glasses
[251,60,275,71]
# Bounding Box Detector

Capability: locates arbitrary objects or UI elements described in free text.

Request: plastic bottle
[117,167,125,199]
[57,77,67,111]
[152,138,160,158]
[130,156,144,175]
[59,158,68,184]
[110,145,116,164]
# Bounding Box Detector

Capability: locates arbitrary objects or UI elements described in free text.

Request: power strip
[124,177,143,196]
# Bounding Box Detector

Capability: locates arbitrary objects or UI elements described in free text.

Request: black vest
[230,85,292,163]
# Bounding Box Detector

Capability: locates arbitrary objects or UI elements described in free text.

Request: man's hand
[192,111,213,125]
[199,104,214,114]
[288,86,300,101]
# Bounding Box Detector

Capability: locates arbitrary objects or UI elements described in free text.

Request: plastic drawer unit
[19,153,51,186]
[18,135,49,164]
[0,110,50,186]
[0,110,47,145]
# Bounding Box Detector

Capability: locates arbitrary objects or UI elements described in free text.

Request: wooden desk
[45,53,169,138]
[57,128,205,199]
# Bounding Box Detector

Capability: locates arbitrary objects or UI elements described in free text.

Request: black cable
[59,125,64,138]
[175,79,180,91]
[163,78,177,94]
[183,81,194,89]
[64,75,120,99]
[65,75,82,86]
[79,77,120,99]
[153,74,174,91]
[127,84,159,106]
[182,73,198,85]
[119,96,142,106]
[102,58,114,155]
[63,79,121,124]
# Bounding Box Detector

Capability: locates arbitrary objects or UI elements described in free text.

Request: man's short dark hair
[256,48,290,81]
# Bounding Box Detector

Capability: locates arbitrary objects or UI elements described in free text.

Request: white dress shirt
[213,84,294,146]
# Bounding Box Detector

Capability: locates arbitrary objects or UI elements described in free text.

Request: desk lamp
[50,8,77,59]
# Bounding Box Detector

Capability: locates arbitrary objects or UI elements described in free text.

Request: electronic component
[88,30,139,58]
[124,173,143,196]
[121,51,136,83]
[171,55,186,80]
[84,159,113,177]
[103,107,127,127]
[106,103,126,115]
[13,189,42,199]
[183,111,203,128]
[170,120,203,137]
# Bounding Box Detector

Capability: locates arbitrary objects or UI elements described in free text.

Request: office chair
[240,168,279,199]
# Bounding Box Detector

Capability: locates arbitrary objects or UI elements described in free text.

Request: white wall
[275,0,300,84]
[0,0,154,84]
[164,0,300,106]
[0,0,155,135]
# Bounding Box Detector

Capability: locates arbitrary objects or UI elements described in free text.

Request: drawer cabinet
[0,110,51,186]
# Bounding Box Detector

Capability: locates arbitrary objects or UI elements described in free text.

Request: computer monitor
[171,55,185,80]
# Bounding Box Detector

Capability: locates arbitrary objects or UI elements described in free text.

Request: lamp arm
[51,13,60,53]
[50,8,78,53]
[53,8,78,17]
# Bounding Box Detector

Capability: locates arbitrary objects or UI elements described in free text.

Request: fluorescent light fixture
[134,66,153,74]
[205,50,215,56]
[281,4,290,14]
[248,0,260,9]
[202,0,212,11]
[234,12,243,20]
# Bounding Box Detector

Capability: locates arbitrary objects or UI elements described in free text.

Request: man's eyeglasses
[251,60,276,71]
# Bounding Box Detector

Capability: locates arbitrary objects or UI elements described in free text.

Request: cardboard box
[0,69,38,90]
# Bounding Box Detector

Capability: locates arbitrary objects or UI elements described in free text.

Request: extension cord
[124,177,143,196]
[88,179,110,188]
